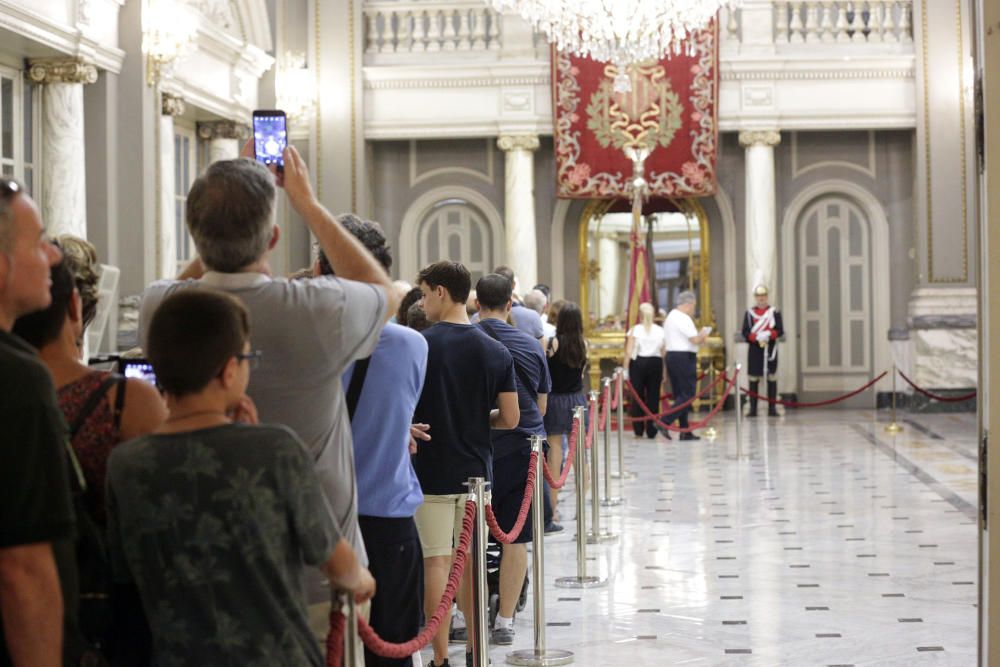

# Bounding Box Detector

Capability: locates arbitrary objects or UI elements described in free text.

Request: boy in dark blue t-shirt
[411,261,519,667]
[474,273,552,646]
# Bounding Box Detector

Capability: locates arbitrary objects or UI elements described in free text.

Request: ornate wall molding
[738,129,781,148]
[722,68,915,81]
[27,57,98,85]
[197,120,250,140]
[497,134,539,152]
[161,93,187,117]
[365,74,550,90]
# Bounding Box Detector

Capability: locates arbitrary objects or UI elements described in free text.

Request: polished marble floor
[425,409,979,667]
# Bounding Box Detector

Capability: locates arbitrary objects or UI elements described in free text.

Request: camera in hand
[252,109,287,171]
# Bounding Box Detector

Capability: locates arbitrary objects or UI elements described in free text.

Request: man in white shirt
[662,291,710,441]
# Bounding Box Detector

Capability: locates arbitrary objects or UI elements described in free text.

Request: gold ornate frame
[577,197,718,391]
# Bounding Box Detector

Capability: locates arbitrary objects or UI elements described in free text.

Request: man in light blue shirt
[322,216,428,667]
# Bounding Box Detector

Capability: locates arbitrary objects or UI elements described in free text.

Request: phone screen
[253,111,287,170]
[119,359,158,387]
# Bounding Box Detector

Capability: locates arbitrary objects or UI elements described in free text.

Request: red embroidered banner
[552,23,719,199]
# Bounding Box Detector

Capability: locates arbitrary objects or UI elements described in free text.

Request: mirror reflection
[585,211,702,331]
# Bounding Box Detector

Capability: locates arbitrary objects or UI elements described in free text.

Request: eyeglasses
[235,350,263,370]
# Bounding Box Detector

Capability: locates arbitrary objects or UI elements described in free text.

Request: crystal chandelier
[486,0,731,91]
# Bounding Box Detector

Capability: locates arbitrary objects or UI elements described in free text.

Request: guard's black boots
[747,380,759,417]
[767,380,779,417]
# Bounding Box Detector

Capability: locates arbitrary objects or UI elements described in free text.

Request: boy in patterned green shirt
[107,290,374,665]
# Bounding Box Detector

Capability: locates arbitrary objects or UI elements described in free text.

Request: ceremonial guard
[742,285,784,417]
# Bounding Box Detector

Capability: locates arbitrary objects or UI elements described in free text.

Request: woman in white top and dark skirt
[662,290,710,441]
[624,303,665,439]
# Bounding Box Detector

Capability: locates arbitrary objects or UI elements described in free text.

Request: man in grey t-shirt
[138,148,399,565]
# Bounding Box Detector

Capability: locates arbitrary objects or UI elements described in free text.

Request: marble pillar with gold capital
[198,120,251,164]
[739,129,781,297]
[498,133,539,292]
[157,93,186,280]
[28,57,98,239]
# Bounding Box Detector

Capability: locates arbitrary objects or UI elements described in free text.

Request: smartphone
[118,358,158,387]
[252,109,288,171]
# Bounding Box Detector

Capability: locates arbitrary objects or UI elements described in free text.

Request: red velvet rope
[326,604,345,667]
[485,451,538,544]
[331,500,477,661]
[625,370,728,423]
[740,371,887,408]
[542,417,578,489]
[897,369,977,403]
[628,372,737,433]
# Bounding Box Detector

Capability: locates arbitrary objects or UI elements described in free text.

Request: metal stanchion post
[886,364,904,434]
[611,367,634,481]
[588,388,617,544]
[734,363,744,458]
[702,364,719,441]
[507,438,574,666]
[556,407,605,588]
[466,477,490,667]
[344,594,359,667]
[600,377,622,507]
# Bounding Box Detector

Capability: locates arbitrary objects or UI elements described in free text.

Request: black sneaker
[679,432,700,441]
[491,625,515,645]
[544,521,564,535]
[428,660,450,667]
[449,625,467,643]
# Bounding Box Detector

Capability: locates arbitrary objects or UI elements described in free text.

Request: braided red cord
[628,372,737,433]
[897,369,977,403]
[740,371,887,408]
[485,451,538,544]
[326,604,345,667]
[542,417,578,490]
[625,370,728,423]
[332,501,477,660]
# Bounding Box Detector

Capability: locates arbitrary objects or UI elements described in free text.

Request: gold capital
[738,130,781,149]
[497,134,540,152]
[27,57,98,85]
[197,120,250,141]
[161,92,186,117]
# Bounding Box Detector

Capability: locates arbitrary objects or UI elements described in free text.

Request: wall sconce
[276,52,317,126]
[143,0,198,86]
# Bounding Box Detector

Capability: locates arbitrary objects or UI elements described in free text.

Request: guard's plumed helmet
[753,284,769,297]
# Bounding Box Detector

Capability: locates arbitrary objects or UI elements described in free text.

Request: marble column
[27,58,98,239]
[497,133,539,292]
[739,129,781,296]
[197,120,250,163]
[157,93,185,280]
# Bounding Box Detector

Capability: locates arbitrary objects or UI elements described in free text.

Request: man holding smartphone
[138,130,401,660]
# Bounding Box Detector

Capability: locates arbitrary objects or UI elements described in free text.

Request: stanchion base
[555,575,606,589]
[586,531,618,544]
[506,648,575,666]
[600,497,624,507]
[610,471,636,480]
[885,422,904,434]
[702,427,718,441]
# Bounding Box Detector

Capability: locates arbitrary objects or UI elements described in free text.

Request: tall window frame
[0,64,40,197]
[173,122,199,272]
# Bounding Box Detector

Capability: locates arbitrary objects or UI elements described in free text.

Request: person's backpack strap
[112,374,127,432]
[69,374,121,440]
[346,357,372,422]
[479,320,536,397]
